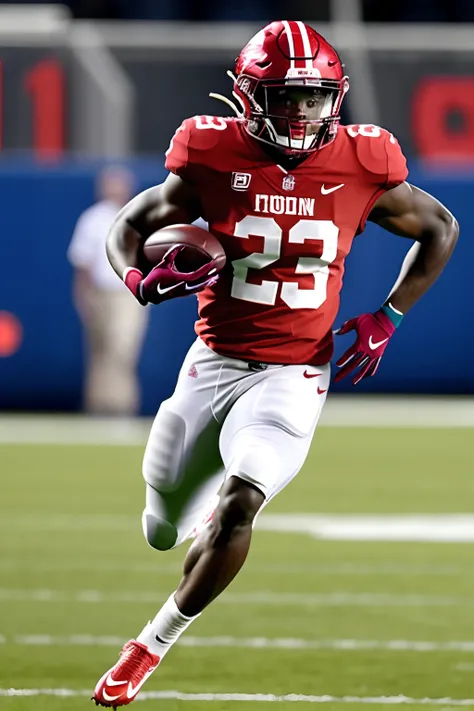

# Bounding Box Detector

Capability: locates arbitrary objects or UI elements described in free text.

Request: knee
[142,511,178,551]
[215,478,265,539]
[225,437,282,499]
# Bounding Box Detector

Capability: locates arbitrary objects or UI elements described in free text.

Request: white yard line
[2,688,474,705]
[258,514,474,543]
[0,560,469,576]
[4,634,474,653]
[1,397,474,446]
[0,588,473,606]
[2,513,474,543]
[3,513,474,543]
[0,415,151,445]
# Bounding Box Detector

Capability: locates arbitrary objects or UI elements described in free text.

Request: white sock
[137,592,200,659]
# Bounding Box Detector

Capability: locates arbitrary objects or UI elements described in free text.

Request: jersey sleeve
[385,131,408,189]
[164,119,192,180]
[354,126,408,232]
[165,115,230,182]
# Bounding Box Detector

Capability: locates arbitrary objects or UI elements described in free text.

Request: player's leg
[139,340,228,551]
[92,340,236,707]
[141,405,224,551]
[171,362,330,616]
[173,474,264,615]
[93,360,329,707]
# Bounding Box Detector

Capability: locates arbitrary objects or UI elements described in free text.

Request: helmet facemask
[238,74,348,155]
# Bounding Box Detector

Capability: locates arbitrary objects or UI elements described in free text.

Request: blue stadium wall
[0,158,469,414]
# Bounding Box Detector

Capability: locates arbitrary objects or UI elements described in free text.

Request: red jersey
[165,116,408,365]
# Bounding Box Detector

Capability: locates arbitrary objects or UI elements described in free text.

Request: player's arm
[335,181,458,385]
[368,181,459,314]
[106,173,215,305]
[106,172,201,278]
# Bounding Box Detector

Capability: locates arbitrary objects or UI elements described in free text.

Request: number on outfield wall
[231,215,339,310]
[0,59,64,156]
[24,59,65,158]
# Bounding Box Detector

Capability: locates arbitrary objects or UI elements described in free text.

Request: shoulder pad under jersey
[165,115,236,179]
[342,124,408,188]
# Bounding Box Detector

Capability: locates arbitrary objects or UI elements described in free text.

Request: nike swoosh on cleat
[102,690,122,702]
[126,668,156,699]
[368,335,389,350]
[156,281,185,295]
[321,183,345,195]
[303,370,322,379]
[105,673,127,687]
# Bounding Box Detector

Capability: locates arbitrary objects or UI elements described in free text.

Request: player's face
[266,86,334,144]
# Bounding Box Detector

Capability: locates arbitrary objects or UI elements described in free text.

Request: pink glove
[124,245,219,305]
[334,310,396,386]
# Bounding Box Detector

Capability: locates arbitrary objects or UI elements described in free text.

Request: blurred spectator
[116,0,278,21]
[3,0,474,21]
[67,166,149,416]
[0,0,330,21]
[363,0,474,22]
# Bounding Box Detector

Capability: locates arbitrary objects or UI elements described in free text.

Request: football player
[93,20,458,706]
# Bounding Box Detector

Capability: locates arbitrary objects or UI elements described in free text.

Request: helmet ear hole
[256,61,271,68]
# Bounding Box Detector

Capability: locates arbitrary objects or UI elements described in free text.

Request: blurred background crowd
[0,0,472,415]
[3,0,474,21]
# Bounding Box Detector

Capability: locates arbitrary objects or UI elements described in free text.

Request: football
[141,224,226,275]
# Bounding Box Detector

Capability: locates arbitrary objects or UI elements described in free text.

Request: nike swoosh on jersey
[321,183,345,195]
[156,281,185,295]
[303,370,322,379]
[368,335,389,350]
[126,668,156,699]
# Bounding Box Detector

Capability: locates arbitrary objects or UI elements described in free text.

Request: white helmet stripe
[296,21,313,69]
[281,20,296,68]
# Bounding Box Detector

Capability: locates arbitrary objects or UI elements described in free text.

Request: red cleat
[92,640,160,707]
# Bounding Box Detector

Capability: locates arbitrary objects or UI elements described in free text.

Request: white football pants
[142,337,329,549]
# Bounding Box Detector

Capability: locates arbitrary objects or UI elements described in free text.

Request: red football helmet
[231,21,349,154]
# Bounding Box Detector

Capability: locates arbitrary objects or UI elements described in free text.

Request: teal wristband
[381,303,404,328]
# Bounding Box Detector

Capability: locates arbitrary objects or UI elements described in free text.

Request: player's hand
[334,311,396,386]
[123,246,219,305]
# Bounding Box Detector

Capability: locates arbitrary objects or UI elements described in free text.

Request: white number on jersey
[347,124,381,138]
[194,116,228,130]
[347,124,396,144]
[230,215,339,310]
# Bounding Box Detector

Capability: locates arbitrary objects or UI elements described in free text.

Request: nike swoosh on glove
[124,245,219,305]
[334,310,396,386]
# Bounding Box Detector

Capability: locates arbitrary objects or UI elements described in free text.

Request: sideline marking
[2,688,474,705]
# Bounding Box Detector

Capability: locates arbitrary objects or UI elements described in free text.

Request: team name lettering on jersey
[254,194,315,217]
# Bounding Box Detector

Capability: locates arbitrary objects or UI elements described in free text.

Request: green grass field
[1,420,474,710]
